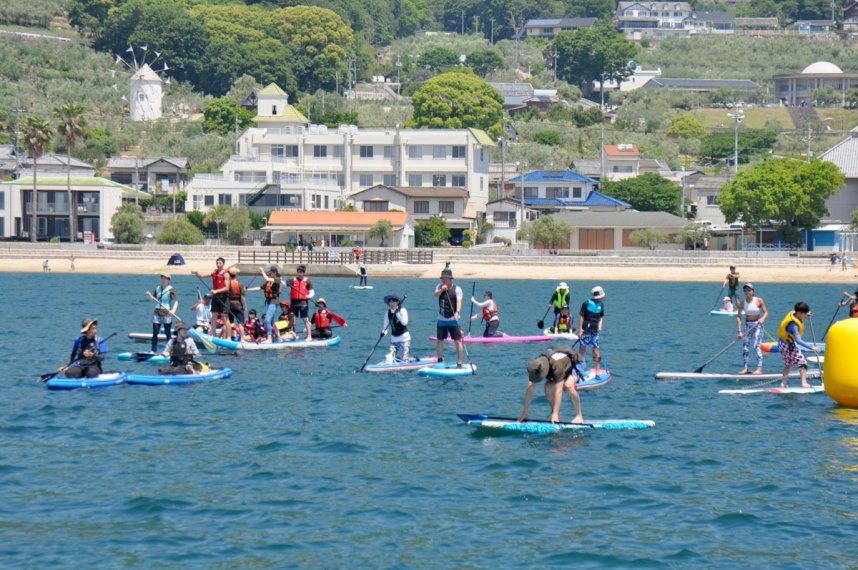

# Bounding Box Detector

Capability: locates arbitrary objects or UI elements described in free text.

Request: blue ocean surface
[2,272,857,568]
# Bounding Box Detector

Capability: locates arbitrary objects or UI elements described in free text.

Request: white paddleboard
[656,369,822,380]
[350,285,374,290]
[719,385,825,395]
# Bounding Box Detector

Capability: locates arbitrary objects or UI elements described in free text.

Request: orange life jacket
[482,300,498,321]
[290,277,310,300]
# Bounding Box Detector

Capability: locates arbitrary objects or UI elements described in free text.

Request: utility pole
[553,47,558,82]
[498,138,505,202]
[490,18,495,44]
[461,10,465,35]
[728,105,744,175]
[806,125,813,162]
[599,125,606,182]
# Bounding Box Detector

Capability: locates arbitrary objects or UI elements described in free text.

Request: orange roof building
[265,210,415,248]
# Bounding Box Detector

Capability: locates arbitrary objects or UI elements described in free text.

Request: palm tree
[54,104,87,242]
[368,218,393,247]
[21,117,53,242]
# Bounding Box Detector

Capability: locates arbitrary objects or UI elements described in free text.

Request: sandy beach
[12,254,858,284]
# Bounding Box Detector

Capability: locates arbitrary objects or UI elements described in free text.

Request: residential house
[683,173,732,228]
[596,65,662,93]
[795,20,836,34]
[570,147,671,182]
[0,145,18,179]
[349,184,473,244]
[772,61,858,106]
[489,83,562,114]
[641,78,761,93]
[734,17,780,32]
[524,18,597,40]
[843,2,858,33]
[820,129,858,223]
[185,83,494,217]
[684,11,736,33]
[555,210,688,249]
[106,156,189,195]
[264,210,415,248]
[617,1,693,39]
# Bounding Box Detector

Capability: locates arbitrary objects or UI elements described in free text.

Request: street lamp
[395,55,402,97]
[728,105,744,175]
[516,161,527,241]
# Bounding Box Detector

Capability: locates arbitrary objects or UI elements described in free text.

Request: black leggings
[152,322,172,352]
[66,364,101,378]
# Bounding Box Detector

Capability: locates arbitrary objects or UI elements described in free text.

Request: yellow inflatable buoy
[824,318,858,407]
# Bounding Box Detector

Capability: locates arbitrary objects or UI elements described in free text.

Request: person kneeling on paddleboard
[311,299,347,339]
[470,290,506,338]
[776,302,819,389]
[519,345,584,424]
[552,305,574,335]
[381,294,411,362]
[59,318,108,379]
[158,323,203,375]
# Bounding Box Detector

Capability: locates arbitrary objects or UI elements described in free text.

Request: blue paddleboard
[117,352,169,364]
[458,414,655,433]
[46,372,127,390]
[364,356,439,372]
[417,362,477,377]
[576,368,612,390]
[126,367,233,385]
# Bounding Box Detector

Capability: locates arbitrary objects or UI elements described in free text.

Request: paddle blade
[537,320,545,329]
[39,371,61,383]
[134,352,156,362]
[188,328,218,353]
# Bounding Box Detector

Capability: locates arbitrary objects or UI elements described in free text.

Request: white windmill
[114,45,171,122]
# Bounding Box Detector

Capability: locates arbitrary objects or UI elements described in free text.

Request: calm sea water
[2,272,856,569]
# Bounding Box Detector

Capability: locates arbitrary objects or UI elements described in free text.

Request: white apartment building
[185,83,495,215]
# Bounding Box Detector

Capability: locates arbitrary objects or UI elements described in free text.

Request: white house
[820,129,858,223]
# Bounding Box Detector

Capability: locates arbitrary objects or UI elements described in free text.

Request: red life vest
[313,309,332,329]
[211,269,226,290]
[290,277,310,300]
[482,300,498,321]
[264,280,280,302]
[229,278,242,300]
[851,302,858,318]
[557,315,572,332]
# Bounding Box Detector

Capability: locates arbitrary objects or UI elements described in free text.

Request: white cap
[558,282,568,289]
[591,286,605,300]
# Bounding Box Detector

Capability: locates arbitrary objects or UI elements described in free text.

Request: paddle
[536,305,552,330]
[467,282,476,337]
[807,313,823,379]
[188,327,218,353]
[710,285,726,312]
[821,296,847,341]
[460,329,477,375]
[131,350,238,362]
[358,294,407,372]
[41,332,117,382]
[692,322,760,374]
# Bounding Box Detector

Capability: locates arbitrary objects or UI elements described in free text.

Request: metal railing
[237,248,434,265]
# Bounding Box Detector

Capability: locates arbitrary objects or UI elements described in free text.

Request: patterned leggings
[742,321,764,369]
[390,339,411,361]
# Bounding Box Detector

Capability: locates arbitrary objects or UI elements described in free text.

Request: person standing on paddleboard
[247,266,282,343]
[519,345,584,424]
[146,274,178,353]
[193,257,230,340]
[289,265,315,341]
[547,282,571,329]
[59,318,107,379]
[579,286,606,371]
[470,290,505,337]
[433,268,464,367]
[358,262,368,286]
[382,294,411,362]
[837,289,858,318]
[723,266,740,305]
[776,302,819,388]
[736,283,768,375]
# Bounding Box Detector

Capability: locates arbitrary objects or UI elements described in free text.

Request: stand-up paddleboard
[46,372,127,390]
[542,329,580,341]
[364,356,438,372]
[431,333,578,344]
[350,285,374,290]
[457,414,655,433]
[417,362,477,377]
[761,341,825,354]
[709,309,741,316]
[117,352,169,364]
[655,369,822,380]
[719,385,824,395]
[126,367,233,385]
[202,332,341,350]
[128,332,168,342]
[576,368,612,390]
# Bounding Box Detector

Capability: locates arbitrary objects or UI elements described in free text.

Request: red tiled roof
[604,144,640,157]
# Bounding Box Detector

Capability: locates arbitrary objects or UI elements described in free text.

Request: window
[193,195,202,210]
[272,172,281,183]
[439,200,455,214]
[0,190,4,209]
[324,196,329,209]
[383,174,397,186]
[408,174,422,186]
[408,146,423,159]
[706,195,717,205]
[383,146,395,159]
[364,200,389,212]
[313,145,328,158]
[524,187,538,198]
[218,194,232,206]
[286,145,299,157]
[332,146,343,158]
[452,175,465,187]
[311,194,322,208]
[272,105,278,115]
[359,145,374,158]
[553,187,570,199]
[359,174,374,187]
[204,195,214,206]
[572,187,583,199]
[452,145,466,159]
[272,145,286,158]
[413,200,429,214]
[432,145,447,159]
[613,165,633,173]
[432,174,447,186]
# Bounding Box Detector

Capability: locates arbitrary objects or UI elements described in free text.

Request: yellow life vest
[776,311,803,343]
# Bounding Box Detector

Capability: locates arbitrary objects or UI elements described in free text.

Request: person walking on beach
[59,318,107,379]
[578,286,606,371]
[470,290,505,337]
[192,257,230,338]
[289,265,315,341]
[723,266,740,305]
[433,268,464,367]
[776,302,819,388]
[381,294,411,362]
[736,283,768,375]
[145,274,178,353]
[358,262,368,286]
[43,259,50,273]
[519,345,584,424]
[547,282,570,328]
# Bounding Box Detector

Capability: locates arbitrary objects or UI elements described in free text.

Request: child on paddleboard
[381,294,411,362]
[776,302,820,389]
[722,296,734,312]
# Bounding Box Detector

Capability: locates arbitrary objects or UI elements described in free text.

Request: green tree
[408,71,504,138]
[204,204,252,243]
[53,103,88,242]
[368,218,394,246]
[675,223,711,250]
[628,228,669,250]
[415,215,450,246]
[157,217,204,245]
[21,116,53,242]
[418,47,461,71]
[533,130,563,146]
[666,114,705,139]
[466,48,504,77]
[554,19,637,96]
[517,215,573,249]
[700,129,778,166]
[718,159,844,245]
[110,202,144,244]
[601,173,680,214]
[186,210,205,230]
[845,88,858,108]
[203,97,255,135]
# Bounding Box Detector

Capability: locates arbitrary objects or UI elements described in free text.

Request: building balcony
[25,203,72,214]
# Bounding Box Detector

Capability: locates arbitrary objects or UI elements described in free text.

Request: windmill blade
[112,84,118,91]
[121,95,128,101]
[161,63,170,72]
[110,69,117,78]
[141,45,148,52]
[165,77,171,85]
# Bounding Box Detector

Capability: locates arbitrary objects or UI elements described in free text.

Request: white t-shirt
[435,283,463,324]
